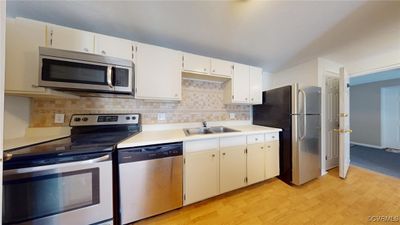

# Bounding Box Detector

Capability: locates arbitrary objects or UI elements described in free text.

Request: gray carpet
[350,145,400,178]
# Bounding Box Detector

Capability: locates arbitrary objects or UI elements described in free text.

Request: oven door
[2,153,113,225]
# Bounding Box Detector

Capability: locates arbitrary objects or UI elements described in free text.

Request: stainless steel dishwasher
[117,142,183,224]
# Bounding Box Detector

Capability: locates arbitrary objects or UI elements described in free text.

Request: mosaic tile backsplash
[30,79,251,127]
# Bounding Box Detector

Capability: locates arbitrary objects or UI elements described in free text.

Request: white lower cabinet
[183,132,280,205]
[265,140,280,179]
[220,136,247,193]
[184,139,219,205]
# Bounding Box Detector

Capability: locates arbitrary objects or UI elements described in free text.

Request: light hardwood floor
[133,166,400,225]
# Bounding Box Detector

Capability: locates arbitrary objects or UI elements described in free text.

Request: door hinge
[244,177,248,183]
[183,157,186,164]
[325,155,327,160]
[50,29,53,46]
[232,65,234,70]
[232,95,234,100]
[135,46,138,52]
[244,148,248,154]
[183,194,186,201]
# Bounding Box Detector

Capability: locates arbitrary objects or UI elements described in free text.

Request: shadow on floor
[350,145,400,178]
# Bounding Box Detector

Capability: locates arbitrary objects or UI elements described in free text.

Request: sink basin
[183,126,239,136]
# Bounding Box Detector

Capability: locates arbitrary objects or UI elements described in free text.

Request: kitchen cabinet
[265,140,280,179]
[48,24,95,53]
[219,136,247,193]
[247,134,266,185]
[249,66,263,104]
[210,58,233,78]
[182,53,210,75]
[224,63,250,104]
[5,18,77,98]
[184,139,219,205]
[94,34,133,60]
[135,42,181,100]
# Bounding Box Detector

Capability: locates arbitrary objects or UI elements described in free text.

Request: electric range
[2,113,141,225]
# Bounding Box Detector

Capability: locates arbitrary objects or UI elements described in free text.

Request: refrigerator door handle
[299,89,307,140]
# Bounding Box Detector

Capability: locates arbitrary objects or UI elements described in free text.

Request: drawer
[184,138,219,153]
[265,133,279,141]
[247,134,265,145]
[220,135,246,148]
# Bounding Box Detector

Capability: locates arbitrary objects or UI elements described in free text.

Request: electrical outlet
[229,113,235,120]
[54,113,65,123]
[157,113,166,121]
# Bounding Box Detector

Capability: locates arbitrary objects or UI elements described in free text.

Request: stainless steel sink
[183,126,239,136]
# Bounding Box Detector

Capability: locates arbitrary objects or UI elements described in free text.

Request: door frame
[0,1,6,223]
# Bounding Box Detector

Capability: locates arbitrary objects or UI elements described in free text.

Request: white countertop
[117,125,282,149]
[4,127,71,150]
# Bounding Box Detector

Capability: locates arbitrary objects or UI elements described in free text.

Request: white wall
[4,96,31,139]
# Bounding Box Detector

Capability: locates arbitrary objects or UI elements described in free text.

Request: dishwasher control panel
[118,142,183,163]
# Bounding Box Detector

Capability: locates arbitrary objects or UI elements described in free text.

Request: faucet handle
[202,121,207,128]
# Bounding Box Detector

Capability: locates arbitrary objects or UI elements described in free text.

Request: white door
[265,140,280,179]
[338,67,351,179]
[381,86,400,149]
[232,63,250,103]
[48,25,95,53]
[0,1,6,223]
[135,42,181,100]
[325,75,340,170]
[249,66,263,104]
[247,143,265,185]
[94,34,133,60]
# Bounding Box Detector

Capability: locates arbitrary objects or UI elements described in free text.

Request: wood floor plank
[133,166,400,225]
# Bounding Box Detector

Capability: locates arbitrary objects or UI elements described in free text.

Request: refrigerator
[253,84,321,185]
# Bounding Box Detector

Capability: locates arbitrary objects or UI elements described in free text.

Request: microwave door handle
[3,154,110,176]
[107,66,113,88]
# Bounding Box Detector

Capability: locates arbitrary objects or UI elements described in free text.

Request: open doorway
[349,68,400,178]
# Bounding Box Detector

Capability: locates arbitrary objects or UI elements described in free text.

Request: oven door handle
[4,154,110,176]
[107,66,113,88]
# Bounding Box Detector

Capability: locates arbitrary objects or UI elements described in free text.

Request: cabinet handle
[267,145,271,148]
[245,98,248,100]
[101,50,106,55]
[255,138,258,141]
[212,154,215,157]
[203,68,207,72]
[261,146,264,149]
[272,136,275,139]
[251,98,254,101]
[222,152,226,156]
[83,48,89,52]
[212,69,215,73]
[175,93,178,97]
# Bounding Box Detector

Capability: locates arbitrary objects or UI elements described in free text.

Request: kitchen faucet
[202,121,207,128]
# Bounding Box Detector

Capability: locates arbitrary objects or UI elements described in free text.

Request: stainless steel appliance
[3,114,141,225]
[39,47,133,94]
[117,142,183,224]
[253,84,321,185]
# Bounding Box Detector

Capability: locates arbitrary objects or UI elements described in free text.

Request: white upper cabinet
[182,53,210,74]
[135,42,182,100]
[94,34,133,60]
[224,63,250,104]
[249,66,263,104]
[48,24,95,53]
[210,58,233,78]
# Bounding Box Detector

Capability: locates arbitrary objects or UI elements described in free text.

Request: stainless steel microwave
[39,47,133,94]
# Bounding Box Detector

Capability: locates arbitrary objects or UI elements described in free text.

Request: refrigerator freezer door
[298,86,321,115]
[292,114,321,185]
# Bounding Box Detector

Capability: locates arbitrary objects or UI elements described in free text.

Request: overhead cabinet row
[5,18,263,104]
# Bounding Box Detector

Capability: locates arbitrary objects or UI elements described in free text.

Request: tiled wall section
[30,80,251,127]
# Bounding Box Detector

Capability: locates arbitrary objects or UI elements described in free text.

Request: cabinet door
[48,25,94,53]
[247,143,265,185]
[211,58,233,77]
[135,43,181,100]
[220,136,247,193]
[249,66,263,105]
[182,53,210,74]
[184,150,219,205]
[95,34,133,60]
[265,140,280,179]
[5,18,46,93]
[232,63,250,103]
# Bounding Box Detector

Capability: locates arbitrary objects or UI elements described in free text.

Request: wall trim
[350,141,384,149]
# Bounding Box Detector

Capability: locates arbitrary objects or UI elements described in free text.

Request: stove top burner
[5,114,141,162]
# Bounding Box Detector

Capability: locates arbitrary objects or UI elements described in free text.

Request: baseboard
[350,142,384,149]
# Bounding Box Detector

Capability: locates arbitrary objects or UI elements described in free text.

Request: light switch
[54,113,65,123]
[157,113,166,121]
[229,113,235,120]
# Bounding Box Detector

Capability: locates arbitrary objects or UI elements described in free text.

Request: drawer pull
[222,152,226,156]
[211,154,215,157]
[255,138,258,141]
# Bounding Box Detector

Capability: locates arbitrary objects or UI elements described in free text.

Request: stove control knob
[131,116,136,120]
[74,117,81,122]
[82,117,88,122]
[126,116,130,120]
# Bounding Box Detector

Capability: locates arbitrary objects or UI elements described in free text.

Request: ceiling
[5,1,387,72]
[350,68,400,86]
